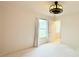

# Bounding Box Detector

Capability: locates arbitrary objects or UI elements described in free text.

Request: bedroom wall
[60,13,79,50]
[0,5,4,54]
[0,5,2,52]
[0,2,52,55]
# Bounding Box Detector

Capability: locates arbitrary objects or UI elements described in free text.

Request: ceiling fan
[49,1,63,14]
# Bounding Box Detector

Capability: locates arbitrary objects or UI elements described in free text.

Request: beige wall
[60,13,79,49]
[0,5,4,53]
[0,3,52,55]
[0,15,1,53]
[0,5,2,53]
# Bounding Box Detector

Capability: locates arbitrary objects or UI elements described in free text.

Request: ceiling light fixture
[49,1,63,14]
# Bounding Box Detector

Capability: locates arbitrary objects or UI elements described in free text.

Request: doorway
[52,20,61,44]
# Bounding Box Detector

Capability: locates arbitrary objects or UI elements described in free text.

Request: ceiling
[26,1,79,16]
[0,1,79,16]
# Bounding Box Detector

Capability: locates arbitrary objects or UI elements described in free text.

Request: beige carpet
[4,43,78,57]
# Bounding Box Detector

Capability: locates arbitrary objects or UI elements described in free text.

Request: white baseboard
[0,46,33,57]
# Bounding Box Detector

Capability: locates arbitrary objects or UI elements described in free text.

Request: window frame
[33,18,49,47]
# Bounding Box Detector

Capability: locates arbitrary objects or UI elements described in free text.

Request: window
[38,18,48,45]
[38,19,48,38]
